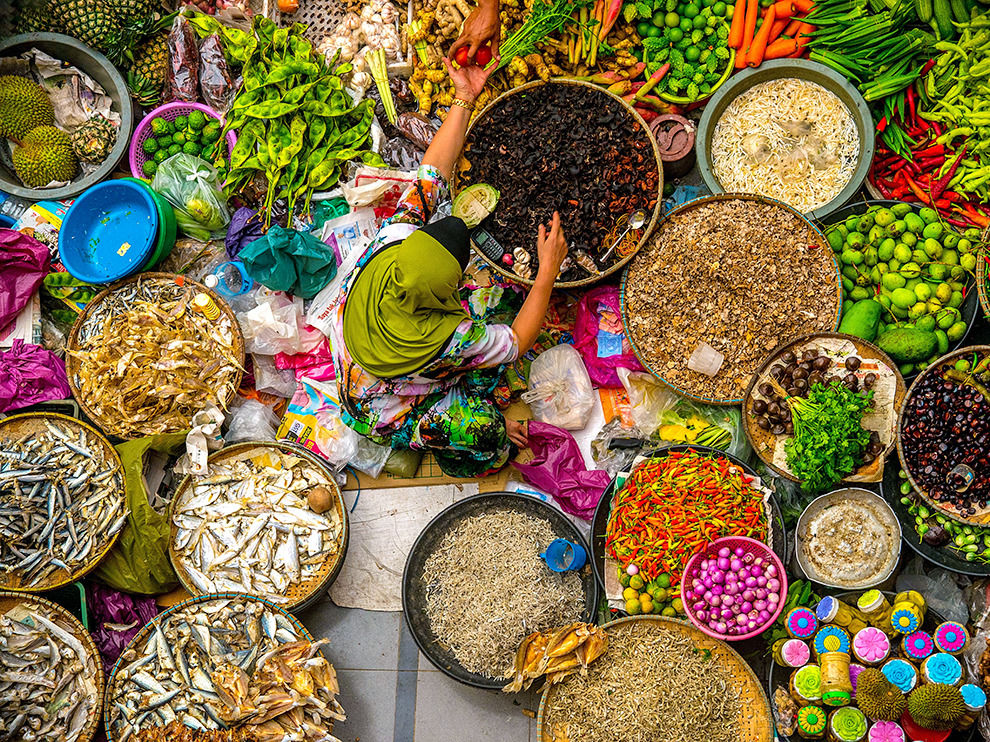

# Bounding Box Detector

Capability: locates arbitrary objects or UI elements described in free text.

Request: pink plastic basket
[128,101,237,178]
[681,536,788,642]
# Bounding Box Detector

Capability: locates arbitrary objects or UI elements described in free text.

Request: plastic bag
[396,112,438,151]
[240,225,338,299]
[152,154,231,240]
[590,417,643,478]
[167,15,200,102]
[381,137,423,171]
[340,166,417,211]
[0,228,49,329]
[238,289,323,356]
[226,207,267,259]
[895,556,971,625]
[198,34,234,114]
[383,449,423,478]
[0,339,72,412]
[93,433,185,595]
[86,583,160,674]
[572,285,644,387]
[966,580,990,633]
[251,353,298,398]
[521,345,595,430]
[512,421,611,520]
[225,398,280,444]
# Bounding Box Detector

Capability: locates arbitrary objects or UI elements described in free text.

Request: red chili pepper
[943,215,971,228]
[934,199,951,209]
[903,173,931,204]
[877,115,888,132]
[931,144,966,200]
[906,84,917,127]
[931,121,944,136]
[921,58,936,76]
[913,143,944,158]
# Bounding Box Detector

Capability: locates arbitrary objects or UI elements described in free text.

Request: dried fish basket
[535,614,774,742]
[620,193,843,406]
[0,412,125,591]
[742,332,907,484]
[103,592,323,742]
[454,79,664,289]
[0,591,105,742]
[978,243,989,321]
[167,441,349,611]
[65,272,245,440]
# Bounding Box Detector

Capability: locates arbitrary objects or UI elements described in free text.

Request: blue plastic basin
[59,180,159,284]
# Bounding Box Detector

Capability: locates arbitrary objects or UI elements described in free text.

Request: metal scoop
[599,210,647,264]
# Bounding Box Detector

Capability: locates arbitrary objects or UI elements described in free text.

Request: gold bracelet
[451,97,475,111]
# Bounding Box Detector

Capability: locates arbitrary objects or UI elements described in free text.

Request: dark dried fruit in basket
[167,15,200,102]
[460,83,659,282]
[199,34,234,114]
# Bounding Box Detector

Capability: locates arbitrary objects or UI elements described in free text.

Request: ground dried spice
[624,198,839,401]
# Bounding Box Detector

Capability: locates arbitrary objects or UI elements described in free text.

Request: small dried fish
[0,602,99,742]
[68,278,242,438]
[171,451,343,602]
[133,723,257,742]
[0,420,126,588]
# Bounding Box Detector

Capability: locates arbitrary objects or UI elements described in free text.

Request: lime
[665,11,681,26]
[647,25,664,37]
[679,17,693,31]
[713,1,727,13]
[640,599,655,614]
[656,573,671,589]
[653,587,669,602]
[636,21,652,36]
[693,13,708,27]
[683,2,700,16]
[672,597,684,613]
[685,45,701,61]
[669,27,684,41]
[619,572,632,587]
[653,9,667,25]
[662,606,677,617]
[622,587,639,602]
[726,3,734,17]
[629,574,645,590]
[626,599,643,615]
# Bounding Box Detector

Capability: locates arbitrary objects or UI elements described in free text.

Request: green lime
[665,11,681,26]
[713,1,727,13]
[632,48,643,61]
[646,25,664,36]
[679,17,693,31]
[652,9,666,24]
[683,3,700,16]
[629,574,645,590]
[636,21,652,36]
[725,3,734,17]
[693,13,708,27]
[668,27,684,41]
[685,45,701,61]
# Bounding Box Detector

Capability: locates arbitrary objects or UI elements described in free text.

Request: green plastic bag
[239,225,338,299]
[93,433,186,595]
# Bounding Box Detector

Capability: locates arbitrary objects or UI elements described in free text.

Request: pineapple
[15,0,61,33]
[127,32,169,107]
[61,0,125,65]
[71,115,117,164]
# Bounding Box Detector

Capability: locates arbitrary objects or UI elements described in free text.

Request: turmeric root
[524,53,550,81]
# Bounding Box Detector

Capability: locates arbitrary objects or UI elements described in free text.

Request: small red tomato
[475,45,493,66]
[454,46,472,67]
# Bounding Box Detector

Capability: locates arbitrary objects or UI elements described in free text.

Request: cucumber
[949,0,969,22]
[933,0,956,37]
[915,0,933,22]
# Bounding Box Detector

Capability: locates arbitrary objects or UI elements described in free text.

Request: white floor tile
[296,598,401,670]
[334,668,398,742]
[414,671,532,742]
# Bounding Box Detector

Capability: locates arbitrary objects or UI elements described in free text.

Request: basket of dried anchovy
[65,273,245,440]
[105,593,344,742]
[168,442,349,611]
[455,79,663,288]
[0,412,126,591]
[0,591,104,742]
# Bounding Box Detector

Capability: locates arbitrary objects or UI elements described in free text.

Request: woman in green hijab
[327,59,568,477]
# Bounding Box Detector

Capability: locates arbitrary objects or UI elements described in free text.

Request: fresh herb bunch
[784,381,875,494]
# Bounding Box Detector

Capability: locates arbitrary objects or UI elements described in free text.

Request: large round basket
[896,345,990,526]
[742,332,907,484]
[620,193,842,405]
[0,412,125,591]
[454,79,663,289]
[0,591,105,742]
[168,441,349,611]
[536,614,774,742]
[65,272,245,440]
[103,592,322,742]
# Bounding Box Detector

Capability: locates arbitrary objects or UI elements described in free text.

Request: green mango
[904,212,925,234]
[877,327,939,363]
[838,299,882,341]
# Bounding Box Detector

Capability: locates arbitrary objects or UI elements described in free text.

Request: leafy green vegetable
[784,382,875,494]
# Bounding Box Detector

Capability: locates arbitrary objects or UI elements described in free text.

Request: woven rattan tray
[454,79,664,289]
[0,412,125,591]
[743,332,906,484]
[168,442,349,611]
[0,590,105,742]
[65,272,245,440]
[536,614,774,742]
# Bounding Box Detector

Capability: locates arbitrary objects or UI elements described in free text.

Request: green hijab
[343,229,469,378]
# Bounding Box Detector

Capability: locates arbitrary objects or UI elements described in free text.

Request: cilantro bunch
[784,381,874,495]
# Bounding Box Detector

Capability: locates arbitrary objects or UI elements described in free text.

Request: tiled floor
[296,599,542,742]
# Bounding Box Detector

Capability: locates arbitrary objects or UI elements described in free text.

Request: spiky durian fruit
[908,683,967,730]
[855,668,907,721]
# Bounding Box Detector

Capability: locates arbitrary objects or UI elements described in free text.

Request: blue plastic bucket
[58,180,159,284]
[541,538,588,572]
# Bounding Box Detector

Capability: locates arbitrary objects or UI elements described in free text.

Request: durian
[907,683,967,730]
[12,126,79,188]
[855,668,907,721]
[0,76,55,140]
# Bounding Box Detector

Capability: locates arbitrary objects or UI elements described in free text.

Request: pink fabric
[276,336,337,381]
[572,285,644,388]
[0,228,49,329]
[0,340,71,412]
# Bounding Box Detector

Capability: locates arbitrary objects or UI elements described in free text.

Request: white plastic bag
[251,354,298,399]
[225,399,280,444]
[238,289,323,356]
[521,345,594,430]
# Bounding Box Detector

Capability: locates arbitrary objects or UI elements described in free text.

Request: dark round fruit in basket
[922,524,951,547]
[845,356,862,371]
[813,356,831,371]
[752,399,767,415]
[780,352,796,365]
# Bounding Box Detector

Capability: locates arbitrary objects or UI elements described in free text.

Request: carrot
[728,0,747,49]
[747,4,776,66]
[763,36,799,59]
[783,17,803,35]
[736,0,759,67]
[794,20,815,45]
[768,15,789,42]
[770,0,795,17]
[792,0,815,12]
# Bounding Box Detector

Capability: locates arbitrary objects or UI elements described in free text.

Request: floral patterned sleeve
[436,320,519,371]
[380,164,449,230]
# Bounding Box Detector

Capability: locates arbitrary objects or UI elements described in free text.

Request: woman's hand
[536,211,568,280]
[448,0,501,61]
[442,56,496,104]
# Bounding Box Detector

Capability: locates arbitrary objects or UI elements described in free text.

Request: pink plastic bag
[0,228,49,329]
[512,421,610,520]
[0,340,72,412]
[572,285,644,388]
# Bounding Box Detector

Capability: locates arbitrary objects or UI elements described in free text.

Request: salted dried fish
[0,602,99,742]
[133,722,257,742]
[68,278,242,438]
[171,451,343,603]
[0,421,126,588]
[109,598,342,741]
[502,623,608,693]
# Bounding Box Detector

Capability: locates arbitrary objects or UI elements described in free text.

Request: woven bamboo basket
[0,412,125,591]
[103,592,325,742]
[896,344,990,526]
[454,79,664,289]
[620,193,843,406]
[65,272,245,440]
[978,243,989,322]
[0,591,105,742]
[743,332,907,484]
[168,441,349,611]
[536,614,774,742]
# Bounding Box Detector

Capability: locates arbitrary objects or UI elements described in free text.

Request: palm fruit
[12,126,79,187]
[0,75,55,140]
[907,683,967,730]
[70,115,117,164]
[855,669,906,721]
[61,0,125,64]
[127,32,169,106]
